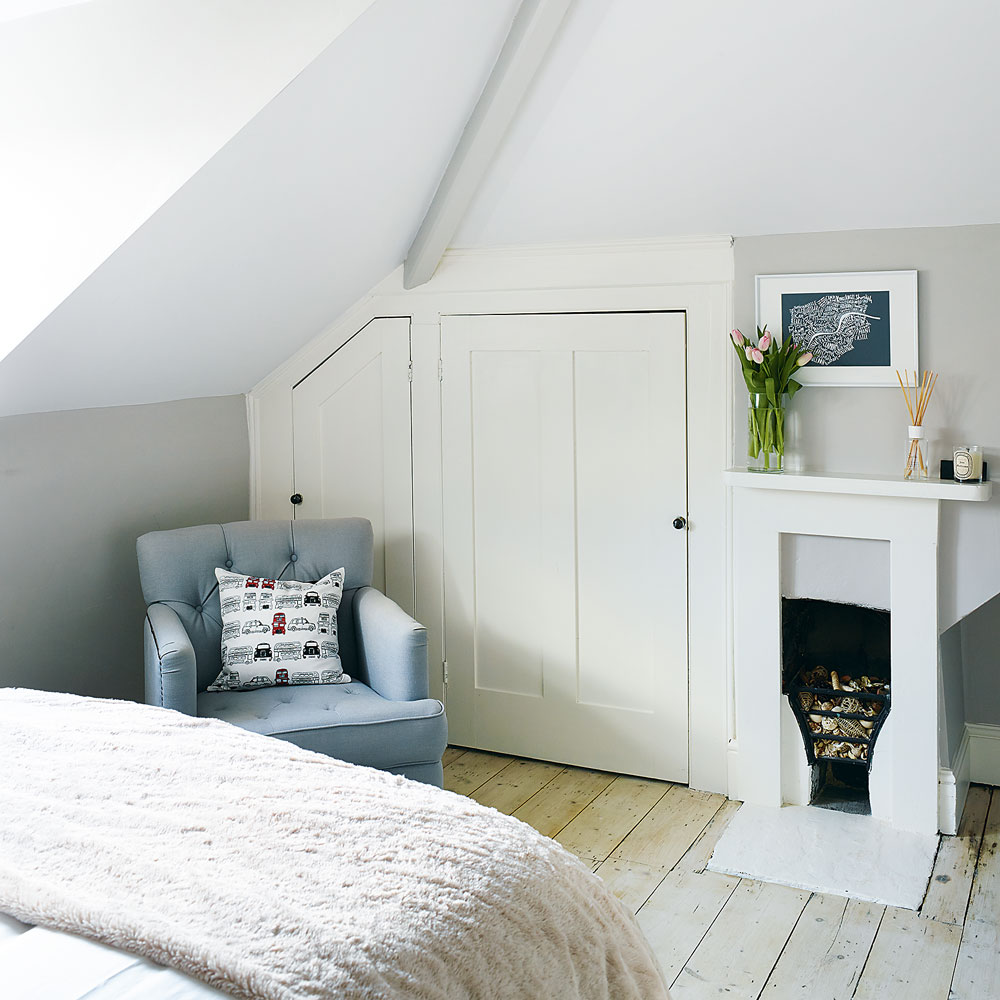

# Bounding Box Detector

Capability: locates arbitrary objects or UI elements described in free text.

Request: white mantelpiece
[724,469,989,837]
[725,468,992,502]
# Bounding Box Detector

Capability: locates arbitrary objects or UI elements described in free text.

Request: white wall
[0,0,374,361]
[0,395,249,702]
[781,535,889,611]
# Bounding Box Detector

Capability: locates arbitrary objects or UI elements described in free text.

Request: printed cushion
[208,568,349,692]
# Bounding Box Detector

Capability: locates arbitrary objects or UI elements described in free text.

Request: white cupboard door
[441,312,688,781]
[292,317,414,614]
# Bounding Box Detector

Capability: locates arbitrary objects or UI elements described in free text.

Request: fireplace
[714,469,991,906]
[782,598,891,812]
[722,468,994,838]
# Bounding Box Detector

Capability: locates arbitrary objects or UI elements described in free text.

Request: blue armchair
[137,518,447,786]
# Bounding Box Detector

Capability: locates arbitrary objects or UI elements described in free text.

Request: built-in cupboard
[286,310,689,780]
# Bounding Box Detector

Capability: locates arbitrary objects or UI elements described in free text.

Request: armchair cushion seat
[199,681,447,772]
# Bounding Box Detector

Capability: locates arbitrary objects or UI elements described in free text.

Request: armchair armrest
[144,603,198,715]
[354,587,429,701]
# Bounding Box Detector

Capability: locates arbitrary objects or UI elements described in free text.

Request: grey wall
[0,395,249,702]
[939,619,966,766]
[735,224,1000,740]
[960,594,1000,727]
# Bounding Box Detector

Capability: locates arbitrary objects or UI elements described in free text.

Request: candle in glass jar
[954,445,983,482]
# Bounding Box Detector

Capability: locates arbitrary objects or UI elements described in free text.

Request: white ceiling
[0,0,89,24]
[2,0,998,415]
[456,0,1000,245]
[0,0,374,364]
[0,0,518,415]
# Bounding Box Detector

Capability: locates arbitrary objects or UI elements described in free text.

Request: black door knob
[672,516,687,530]
[290,493,303,505]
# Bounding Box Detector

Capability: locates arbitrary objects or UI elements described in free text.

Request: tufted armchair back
[137,519,374,692]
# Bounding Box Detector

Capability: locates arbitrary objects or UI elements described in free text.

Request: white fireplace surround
[724,469,992,837]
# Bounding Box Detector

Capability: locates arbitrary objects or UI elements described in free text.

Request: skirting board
[939,723,1000,836]
[967,722,1000,787]
[938,727,971,836]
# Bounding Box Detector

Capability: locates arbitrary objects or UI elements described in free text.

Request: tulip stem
[748,394,787,472]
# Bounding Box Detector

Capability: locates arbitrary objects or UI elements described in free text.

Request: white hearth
[713,469,992,906]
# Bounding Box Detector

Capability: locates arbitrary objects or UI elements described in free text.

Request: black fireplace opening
[782,598,891,813]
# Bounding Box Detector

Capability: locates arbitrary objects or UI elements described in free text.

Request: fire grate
[787,666,890,770]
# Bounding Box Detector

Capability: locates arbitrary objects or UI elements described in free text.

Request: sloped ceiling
[0,0,376,365]
[456,0,1000,245]
[5,0,998,416]
[0,1,90,23]
[0,0,519,415]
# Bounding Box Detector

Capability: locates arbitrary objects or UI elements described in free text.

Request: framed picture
[755,270,918,386]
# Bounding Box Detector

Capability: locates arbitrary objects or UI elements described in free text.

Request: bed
[0,689,670,1000]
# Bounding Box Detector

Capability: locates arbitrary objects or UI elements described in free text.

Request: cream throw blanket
[0,690,669,1000]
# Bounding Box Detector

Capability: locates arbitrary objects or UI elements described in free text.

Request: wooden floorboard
[950,789,1000,999]
[760,893,884,999]
[639,865,741,985]
[634,798,742,982]
[611,785,726,870]
[922,785,990,926]
[670,879,810,998]
[594,857,666,914]
[554,775,669,864]
[449,751,999,1000]
[511,764,615,838]
[855,907,962,999]
[441,745,467,768]
[469,757,564,814]
[442,748,512,795]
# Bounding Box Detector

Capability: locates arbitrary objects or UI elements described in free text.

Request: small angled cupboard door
[292,317,413,614]
[441,311,688,782]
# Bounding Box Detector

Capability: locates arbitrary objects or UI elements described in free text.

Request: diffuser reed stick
[897,369,937,479]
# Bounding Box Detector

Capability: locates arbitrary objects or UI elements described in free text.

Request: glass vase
[904,425,929,480]
[747,392,789,473]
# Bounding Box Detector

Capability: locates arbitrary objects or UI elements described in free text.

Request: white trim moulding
[403,0,573,289]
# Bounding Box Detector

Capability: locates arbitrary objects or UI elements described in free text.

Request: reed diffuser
[896,369,938,479]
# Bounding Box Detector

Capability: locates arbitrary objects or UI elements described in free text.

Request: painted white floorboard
[708,803,938,910]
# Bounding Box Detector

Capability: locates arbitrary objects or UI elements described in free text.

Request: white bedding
[0,913,222,999]
[0,690,669,1000]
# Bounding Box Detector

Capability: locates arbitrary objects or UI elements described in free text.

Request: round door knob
[290,493,303,505]
[672,516,687,530]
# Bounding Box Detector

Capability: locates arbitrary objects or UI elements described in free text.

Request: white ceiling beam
[403,0,572,289]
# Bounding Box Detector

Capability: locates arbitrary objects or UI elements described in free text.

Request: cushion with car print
[207,567,347,692]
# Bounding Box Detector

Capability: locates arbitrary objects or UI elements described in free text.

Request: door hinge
[437,358,444,381]
[442,660,449,684]
[407,360,413,382]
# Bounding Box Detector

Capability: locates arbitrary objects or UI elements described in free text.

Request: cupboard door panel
[442,312,688,781]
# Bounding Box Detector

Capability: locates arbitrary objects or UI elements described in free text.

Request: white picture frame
[755,270,918,386]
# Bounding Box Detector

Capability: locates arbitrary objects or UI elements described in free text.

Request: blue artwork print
[781,290,891,367]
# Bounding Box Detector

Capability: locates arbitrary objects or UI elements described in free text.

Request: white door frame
[248,237,735,794]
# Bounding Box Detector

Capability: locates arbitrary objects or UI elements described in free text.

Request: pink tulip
[744,345,754,361]
[751,348,764,364]
[758,330,772,352]
[796,352,813,366]
[731,328,744,346]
